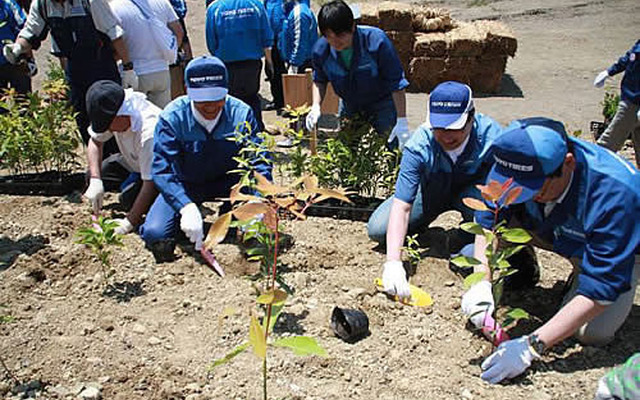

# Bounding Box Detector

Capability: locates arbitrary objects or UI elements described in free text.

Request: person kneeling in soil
[370,81,540,298]
[84,80,161,235]
[462,117,640,384]
[140,56,272,263]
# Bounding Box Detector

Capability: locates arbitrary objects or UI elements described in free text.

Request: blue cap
[184,56,229,102]
[426,81,474,130]
[487,117,568,204]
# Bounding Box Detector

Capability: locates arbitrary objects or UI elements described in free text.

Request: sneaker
[148,239,175,263]
[276,137,295,148]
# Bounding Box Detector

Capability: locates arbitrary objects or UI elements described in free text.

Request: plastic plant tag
[482,314,509,346]
[374,278,433,307]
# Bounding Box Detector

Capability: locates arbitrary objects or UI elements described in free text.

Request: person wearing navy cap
[369,81,517,298]
[463,117,640,384]
[140,55,272,262]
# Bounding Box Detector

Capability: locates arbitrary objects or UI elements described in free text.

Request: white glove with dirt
[593,70,609,88]
[287,65,296,74]
[382,260,411,298]
[180,203,203,250]
[84,178,104,214]
[121,69,139,90]
[305,104,321,131]
[461,280,495,329]
[480,335,540,384]
[113,218,134,235]
[2,42,24,64]
[388,117,411,150]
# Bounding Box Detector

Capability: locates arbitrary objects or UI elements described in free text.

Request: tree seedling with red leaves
[206,172,350,400]
[451,178,532,348]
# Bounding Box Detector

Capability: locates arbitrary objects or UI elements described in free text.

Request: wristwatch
[527,334,547,357]
[122,61,134,71]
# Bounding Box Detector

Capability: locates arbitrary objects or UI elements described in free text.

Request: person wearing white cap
[140,55,272,262]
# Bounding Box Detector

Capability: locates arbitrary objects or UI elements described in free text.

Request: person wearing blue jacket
[371,81,505,297]
[306,0,411,149]
[594,39,640,167]
[279,0,317,74]
[0,0,31,94]
[462,117,640,384]
[140,56,272,262]
[263,0,285,111]
[205,0,273,131]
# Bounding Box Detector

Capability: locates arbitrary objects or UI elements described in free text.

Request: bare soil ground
[4,0,640,399]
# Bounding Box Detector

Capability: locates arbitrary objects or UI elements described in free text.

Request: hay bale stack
[446,22,484,57]
[359,3,379,28]
[412,6,454,32]
[377,1,413,31]
[471,55,508,93]
[409,57,446,92]
[414,32,447,57]
[387,30,415,73]
[475,20,518,56]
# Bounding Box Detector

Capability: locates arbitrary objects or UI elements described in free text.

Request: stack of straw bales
[358,2,517,93]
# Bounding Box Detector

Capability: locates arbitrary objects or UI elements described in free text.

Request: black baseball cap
[86,80,125,134]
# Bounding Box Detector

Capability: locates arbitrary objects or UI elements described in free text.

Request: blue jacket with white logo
[312,25,409,111]
[278,0,317,67]
[395,113,502,205]
[607,39,640,104]
[476,138,640,303]
[264,0,284,37]
[152,95,272,212]
[0,0,25,65]
[205,0,273,63]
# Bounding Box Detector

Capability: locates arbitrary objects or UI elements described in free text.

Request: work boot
[148,239,176,263]
[504,245,540,290]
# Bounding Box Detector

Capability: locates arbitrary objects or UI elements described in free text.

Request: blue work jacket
[278,0,316,66]
[264,0,283,37]
[477,138,640,303]
[607,39,640,104]
[0,0,25,65]
[152,95,272,212]
[205,0,273,63]
[312,25,409,111]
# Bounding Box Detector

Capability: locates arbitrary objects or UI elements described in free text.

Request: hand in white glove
[3,42,23,64]
[121,69,139,90]
[83,178,104,214]
[480,335,540,384]
[113,217,134,235]
[287,65,296,74]
[180,203,203,250]
[382,260,411,298]
[388,117,411,150]
[461,280,495,329]
[305,104,321,131]
[593,70,609,88]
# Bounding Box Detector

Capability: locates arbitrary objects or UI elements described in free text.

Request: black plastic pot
[306,195,383,222]
[0,171,85,196]
[330,306,370,343]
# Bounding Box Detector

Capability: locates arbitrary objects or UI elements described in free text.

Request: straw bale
[475,20,518,56]
[446,22,484,57]
[413,32,447,57]
[440,56,475,86]
[412,6,454,32]
[408,57,446,93]
[387,30,415,71]
[359,3,379,28]
[378,1,412,31]
[471,55,508,93]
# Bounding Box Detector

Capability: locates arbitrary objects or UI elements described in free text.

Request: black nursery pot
[330,306,369,343]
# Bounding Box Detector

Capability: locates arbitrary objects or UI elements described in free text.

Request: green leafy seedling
[75,215,124,285]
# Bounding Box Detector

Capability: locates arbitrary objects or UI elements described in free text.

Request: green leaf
[272,336,328,357]
[501,228,532,244]
[505,307,529,321]
[249,316,266,360]
[500,245,525,259]
[208,342,249,369]
[496,258,511,270]
[256,289,288,305]
[463,272,486,289]
[451,255,481,268]
[263,303,285,333]
[460,222,485,236]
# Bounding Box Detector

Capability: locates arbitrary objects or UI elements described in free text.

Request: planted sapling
[75,215,124,285]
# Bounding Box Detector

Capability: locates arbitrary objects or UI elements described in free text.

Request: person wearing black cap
[140,55,272,262]
[84,80,161,235]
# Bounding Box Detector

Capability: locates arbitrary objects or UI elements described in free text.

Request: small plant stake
[451,178,532,347]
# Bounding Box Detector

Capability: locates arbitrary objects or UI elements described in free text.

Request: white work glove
[179,203,203,250]
[121,69,139,90]
[480,335,540,384]
[305,104,321,131]
[83,178,105,214]
[287,65,296,74]
[382,260,411,298]
[113,217,134,235]
[3,42,23,64]
[461,280,495,329]
[593,70,609,88]
[388,117,411,150]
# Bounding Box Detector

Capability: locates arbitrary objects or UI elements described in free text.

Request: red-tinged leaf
[230,185,261,204]
[204,212,232,248]
[307,188,352,204]
[275,197,296,209]
[503,186,523,206]
[233,202,271,221]
[302,175,318,190]
[311,194,331,204]
[289,208,307,220]
[500,177,514,192]
[462,197,489,211]
[254,172,288,196]
[263,209,278,230]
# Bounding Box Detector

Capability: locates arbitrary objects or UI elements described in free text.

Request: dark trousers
[226,59,263,131]
[266,41,286,108]
[292,59,312,74]
[0,63,31,94]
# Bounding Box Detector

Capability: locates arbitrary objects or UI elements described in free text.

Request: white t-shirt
[90,89,160,180]
[109,0,178,75]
